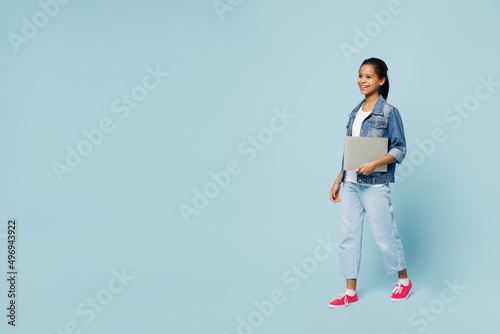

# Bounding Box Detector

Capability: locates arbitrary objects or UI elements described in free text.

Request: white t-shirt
[344,103,386,186]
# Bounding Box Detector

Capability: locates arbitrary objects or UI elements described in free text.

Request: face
[358,64,385,97]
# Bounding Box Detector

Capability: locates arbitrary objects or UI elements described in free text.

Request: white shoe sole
[391,293,411,301]
[328,301,359,309]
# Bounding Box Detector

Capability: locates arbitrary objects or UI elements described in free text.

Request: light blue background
[1,0,499,333]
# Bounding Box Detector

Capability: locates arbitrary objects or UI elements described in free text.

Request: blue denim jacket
[340,94,406,184]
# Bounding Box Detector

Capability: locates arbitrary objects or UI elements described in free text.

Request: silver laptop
[343,136,388,172]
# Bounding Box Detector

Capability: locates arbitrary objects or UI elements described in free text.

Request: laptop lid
[343,136,388,172]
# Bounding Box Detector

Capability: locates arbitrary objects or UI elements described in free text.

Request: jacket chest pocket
[366,120,388,137]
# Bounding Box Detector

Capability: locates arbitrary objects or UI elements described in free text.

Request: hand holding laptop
[355,161,380,175]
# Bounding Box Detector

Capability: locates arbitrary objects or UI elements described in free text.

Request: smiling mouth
[360,85,369,90]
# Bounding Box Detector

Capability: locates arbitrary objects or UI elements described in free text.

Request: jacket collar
[350,94,385,116]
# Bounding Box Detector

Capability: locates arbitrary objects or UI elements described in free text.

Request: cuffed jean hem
[342,266,406,279]
[342,275,359,279]
[384,266,407,276]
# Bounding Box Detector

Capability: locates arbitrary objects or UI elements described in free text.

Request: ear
[379,77,386,86]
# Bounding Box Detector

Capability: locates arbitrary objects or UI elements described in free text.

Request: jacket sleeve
[387,107,406,164]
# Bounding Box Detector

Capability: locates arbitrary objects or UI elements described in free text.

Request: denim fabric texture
[338,181,407,278]
[340,94,406,184]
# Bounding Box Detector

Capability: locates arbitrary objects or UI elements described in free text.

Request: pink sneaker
[328,292,359,308]
[391,279,412,301]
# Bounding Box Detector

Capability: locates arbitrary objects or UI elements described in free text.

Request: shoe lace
[392,283,403,295]
[334,293,349,304]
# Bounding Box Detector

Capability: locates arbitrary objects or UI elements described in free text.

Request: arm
[329,171,343,203]
[355,154,396,175]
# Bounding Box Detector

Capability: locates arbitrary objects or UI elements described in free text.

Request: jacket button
[361,130,364,133]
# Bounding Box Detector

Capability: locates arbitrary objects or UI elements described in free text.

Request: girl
[328,57,412,308]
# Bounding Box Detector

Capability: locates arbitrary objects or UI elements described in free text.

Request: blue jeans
[338,181,407,279]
